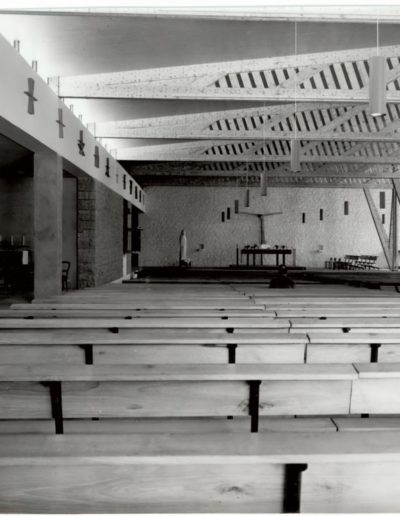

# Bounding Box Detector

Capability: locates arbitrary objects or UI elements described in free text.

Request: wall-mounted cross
[77,130,85,156]
[24,78,37,115]
[56,108,66,138]
[239,210,283,246]
[94,146,100,168]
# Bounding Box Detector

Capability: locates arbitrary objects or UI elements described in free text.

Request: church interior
[2,4,400,513]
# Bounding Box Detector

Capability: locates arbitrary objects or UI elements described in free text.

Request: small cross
[94,146,100,168]
[24,78,37,115]
[105,158,110,177]
[56,108,66,138]
[77,130,85,156]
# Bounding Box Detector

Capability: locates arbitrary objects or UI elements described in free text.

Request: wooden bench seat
[32,292,254,304]
[307,333,400,363]
[0,363,356,433]
[0,316,283,329]
[2,431,400,512]
[351,363,400,414]
[2,308,271,318]
[333,416,400,432]
[254,292,400,301]
[278,308,400,317]
[0,331,308,365]
[26,300,261,309]
[0,416,337,434]
[291,317,400,332]
[257,296,400,305]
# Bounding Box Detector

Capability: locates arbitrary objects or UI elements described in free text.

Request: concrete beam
[53,45,400,103]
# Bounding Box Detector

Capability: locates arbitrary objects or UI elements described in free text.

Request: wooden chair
[62,261,71,291]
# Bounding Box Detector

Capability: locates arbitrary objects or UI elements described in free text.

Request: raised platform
[304,270,400,289]
[127,266,307,284]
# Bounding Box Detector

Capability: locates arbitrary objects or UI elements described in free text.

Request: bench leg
[41,381,64,434]
[248,380,261,433]
[79,344,94,365]
[283,464,308,513]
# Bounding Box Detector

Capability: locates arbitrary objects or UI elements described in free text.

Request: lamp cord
[294,20,297,141]
[377,16,379,57]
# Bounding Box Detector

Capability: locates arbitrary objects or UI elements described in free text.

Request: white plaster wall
[141,186,393,269]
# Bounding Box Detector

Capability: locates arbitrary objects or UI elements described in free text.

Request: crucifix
[77,130,85,156]
[238,210,283,266]
[239,210,283,246]
[24,78,37,115]
[56,108,66,138]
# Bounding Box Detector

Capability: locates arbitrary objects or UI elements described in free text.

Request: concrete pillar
[33,149,63,298]
[392,187,398,271]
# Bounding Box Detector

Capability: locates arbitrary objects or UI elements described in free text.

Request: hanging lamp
[245,164,250,208]
[261,103,268,196]
[260,170,267,197]
[290,21,301,173]
[369,17,386,117]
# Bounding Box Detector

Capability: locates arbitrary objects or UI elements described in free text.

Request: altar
[238,247,296,267]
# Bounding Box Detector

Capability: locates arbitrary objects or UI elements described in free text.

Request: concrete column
[33,149,63,299]
[392,187,398,271]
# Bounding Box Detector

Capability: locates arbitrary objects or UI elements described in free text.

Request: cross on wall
[24,78,37,115]
[238,210,283,246]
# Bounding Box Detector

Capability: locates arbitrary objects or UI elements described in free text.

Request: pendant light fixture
[234,173,240,214]
[369,17,386,117]
[261,103,268,196]
[290,21,301,173]
[245,164,250,208]
[260,170,267,196]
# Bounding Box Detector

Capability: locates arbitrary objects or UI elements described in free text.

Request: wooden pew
[1,308,271,318]
[2,431,400,512]
[253,291,400,300]
[28,300,260,309]
[0,331,308,365]
[307,333,400,364]
[0,363,356,434]
[277,307,400,317]
[256,296,400,305]
[352,363,400,414]
[0,317,285,330]
[0,416,338,435]
[333,416,400,432]
[291,317,400,333]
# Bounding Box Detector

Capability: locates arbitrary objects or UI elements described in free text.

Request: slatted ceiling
[387,57,400,90]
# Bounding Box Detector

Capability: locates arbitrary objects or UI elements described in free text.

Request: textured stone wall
[77,177,123,288]
[141,186,394,269]
[77,178,96,288]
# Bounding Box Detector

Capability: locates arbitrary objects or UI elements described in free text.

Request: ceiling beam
[132,173,393,189]
[5,6,400,23]
[117,140,400,164]
[127,161,400,179]
[52,45,400,103]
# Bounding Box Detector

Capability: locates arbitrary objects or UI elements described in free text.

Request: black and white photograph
[1,0,400,513]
